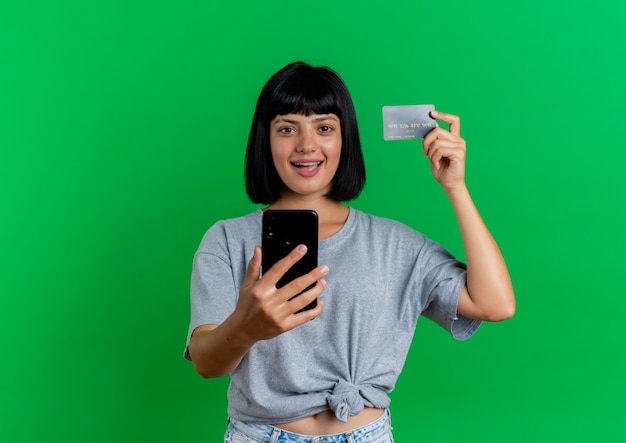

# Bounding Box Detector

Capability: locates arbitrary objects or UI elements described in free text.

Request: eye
[279,127,295,134]
[319,125,333,133]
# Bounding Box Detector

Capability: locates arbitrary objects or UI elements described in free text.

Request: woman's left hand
[422,111,466,192]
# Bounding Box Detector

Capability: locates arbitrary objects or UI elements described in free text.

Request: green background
[2,1,624,441]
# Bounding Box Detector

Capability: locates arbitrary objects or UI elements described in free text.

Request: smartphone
[262,209,319,312]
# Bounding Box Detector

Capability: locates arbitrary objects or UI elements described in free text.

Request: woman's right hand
[233,245,327,343]
[188,245,326,378]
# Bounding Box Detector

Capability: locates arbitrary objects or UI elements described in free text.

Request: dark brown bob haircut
[245,61,366,204]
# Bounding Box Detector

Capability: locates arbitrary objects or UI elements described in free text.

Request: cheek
[269,141,288,164]
[327,141,342,165]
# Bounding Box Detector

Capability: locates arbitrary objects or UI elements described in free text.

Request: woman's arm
[423,111,515,322]
[188,245,327,378]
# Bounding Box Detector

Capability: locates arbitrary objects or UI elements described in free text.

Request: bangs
[267,69,342,118]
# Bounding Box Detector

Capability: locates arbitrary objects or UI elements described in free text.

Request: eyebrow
[274,115,339,125]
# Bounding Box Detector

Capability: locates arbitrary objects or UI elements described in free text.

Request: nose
[297,129,317,153]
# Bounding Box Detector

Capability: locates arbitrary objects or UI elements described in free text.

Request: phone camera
[266,216,275,239]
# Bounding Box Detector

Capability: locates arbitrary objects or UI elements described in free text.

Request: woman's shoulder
[352,208,422,233]
[198,210,262,248]
[212,210,262,230]
[350,208,429,243]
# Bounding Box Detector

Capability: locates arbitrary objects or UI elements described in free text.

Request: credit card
[382,104,436,140]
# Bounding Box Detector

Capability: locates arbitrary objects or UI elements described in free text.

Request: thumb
[242,246,262,287]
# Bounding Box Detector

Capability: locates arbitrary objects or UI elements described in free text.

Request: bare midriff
[273,407,385,435]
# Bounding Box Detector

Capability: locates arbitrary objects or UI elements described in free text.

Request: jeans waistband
[227,409,392,443]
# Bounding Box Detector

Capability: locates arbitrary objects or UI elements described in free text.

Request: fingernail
[297,244,307,253]
[320,265,329,275]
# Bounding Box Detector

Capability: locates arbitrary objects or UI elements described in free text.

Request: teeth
[294,162,321,167]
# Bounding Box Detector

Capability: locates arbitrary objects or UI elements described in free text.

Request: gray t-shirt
[185,208,480,424]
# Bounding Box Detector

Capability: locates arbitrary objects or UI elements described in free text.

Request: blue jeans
[224,409,394,443]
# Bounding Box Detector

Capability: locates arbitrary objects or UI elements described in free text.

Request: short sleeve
[419,239,481,340]
[184,225,239,360]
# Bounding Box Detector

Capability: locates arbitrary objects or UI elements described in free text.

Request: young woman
[184,61,515,442]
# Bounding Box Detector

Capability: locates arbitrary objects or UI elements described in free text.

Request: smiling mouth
[292,161,322,168]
